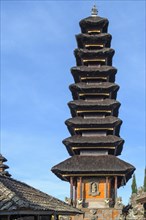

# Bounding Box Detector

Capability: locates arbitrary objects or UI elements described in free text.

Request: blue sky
[1,0,145,204]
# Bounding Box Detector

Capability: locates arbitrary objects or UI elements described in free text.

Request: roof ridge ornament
[91,5,98,17]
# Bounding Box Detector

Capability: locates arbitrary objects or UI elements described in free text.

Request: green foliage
[144,168,146,192]
[131,174,137,194]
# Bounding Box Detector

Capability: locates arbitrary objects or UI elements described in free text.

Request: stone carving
[89,182,100,196]
[104,198,109,208]
[126,209,137,220]
[125,187,145,219]
[91,216,97,220]
[77,199,83,209]
[60,216,71,220]
[137,187,144,198]
[64,197,71,205]
[114,197,123,209]
[90,209,97,215]
[91,182,97,193]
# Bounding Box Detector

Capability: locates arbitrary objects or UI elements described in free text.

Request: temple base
[72,208,122,220]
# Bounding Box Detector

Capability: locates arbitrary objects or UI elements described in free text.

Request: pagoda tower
[52,6,135,219]
[0,154,11,177]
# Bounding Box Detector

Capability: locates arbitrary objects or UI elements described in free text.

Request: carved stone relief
[89,182,100,196]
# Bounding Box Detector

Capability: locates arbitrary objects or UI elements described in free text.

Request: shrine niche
[89,182,100,196]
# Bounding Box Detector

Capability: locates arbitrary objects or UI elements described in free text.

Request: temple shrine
[52,6,135,220]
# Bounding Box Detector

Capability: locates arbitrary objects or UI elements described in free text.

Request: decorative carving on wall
[89,182,100,196]
[104,198,110,208]
[65,197,71,205]
[114,197,123,209]
[77,199,83,209]
[121,187,145,219]
[90,209,97,215]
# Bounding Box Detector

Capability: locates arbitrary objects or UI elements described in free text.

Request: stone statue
[126,188,145,220]
[91,182,97,193]
[126,209,137,220]
[65,197,71,205]
[77,198,83,209]
[137,187,144,197]
[114,197,123,209]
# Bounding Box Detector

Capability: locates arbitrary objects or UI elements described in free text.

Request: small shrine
[52,6,135,220]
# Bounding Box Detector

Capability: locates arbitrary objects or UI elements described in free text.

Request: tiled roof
[0,174,82,215]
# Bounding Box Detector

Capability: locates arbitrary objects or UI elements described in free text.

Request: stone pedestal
[77,208,122,220]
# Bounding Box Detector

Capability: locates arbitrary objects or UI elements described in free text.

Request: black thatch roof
[68,99,120,117]
[66,116,122,126]
[79,16,109,33]
[69,82,119,93]
[0,174,82,215]
[74,48,114,66]
[51,155,135,184]
[65,116,122,136]
[63,135,124,146]
[70,66,117,83]
[80,16,108,24]
[0,154,7,162]
[69,82,119,91]
[69,82,119,100]
[74,48,115,56]
[71,65,117,74]
[0,164,9,169]
[76,33,112,48]
[63,135,124,156]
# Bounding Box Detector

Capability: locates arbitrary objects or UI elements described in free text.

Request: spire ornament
[91,5,98,17]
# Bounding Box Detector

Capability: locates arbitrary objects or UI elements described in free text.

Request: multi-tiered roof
[0,154,11,177]
[52,6,135,208]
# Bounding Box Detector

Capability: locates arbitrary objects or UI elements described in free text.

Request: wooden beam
[106,176,108,198]
[79,177,82,200]
[63,173,125,177]
[70,176,73,205]
[114,176,117,200]
[74,181,77,207]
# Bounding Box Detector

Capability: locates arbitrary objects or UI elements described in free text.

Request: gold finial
[91,5,98,17]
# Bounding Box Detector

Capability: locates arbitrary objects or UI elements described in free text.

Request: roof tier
[68,99,120,117]
[51,155,135,186]
[76,33,112,49]
[65,116,122,136]
[63,135,124,156]
[0,164,9,170]
[0,154,7,163]
[74,48,114,66]
[71,66,117,83]
[79,16,109,33]
[69,82,119,100]
[0,154,11,177]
